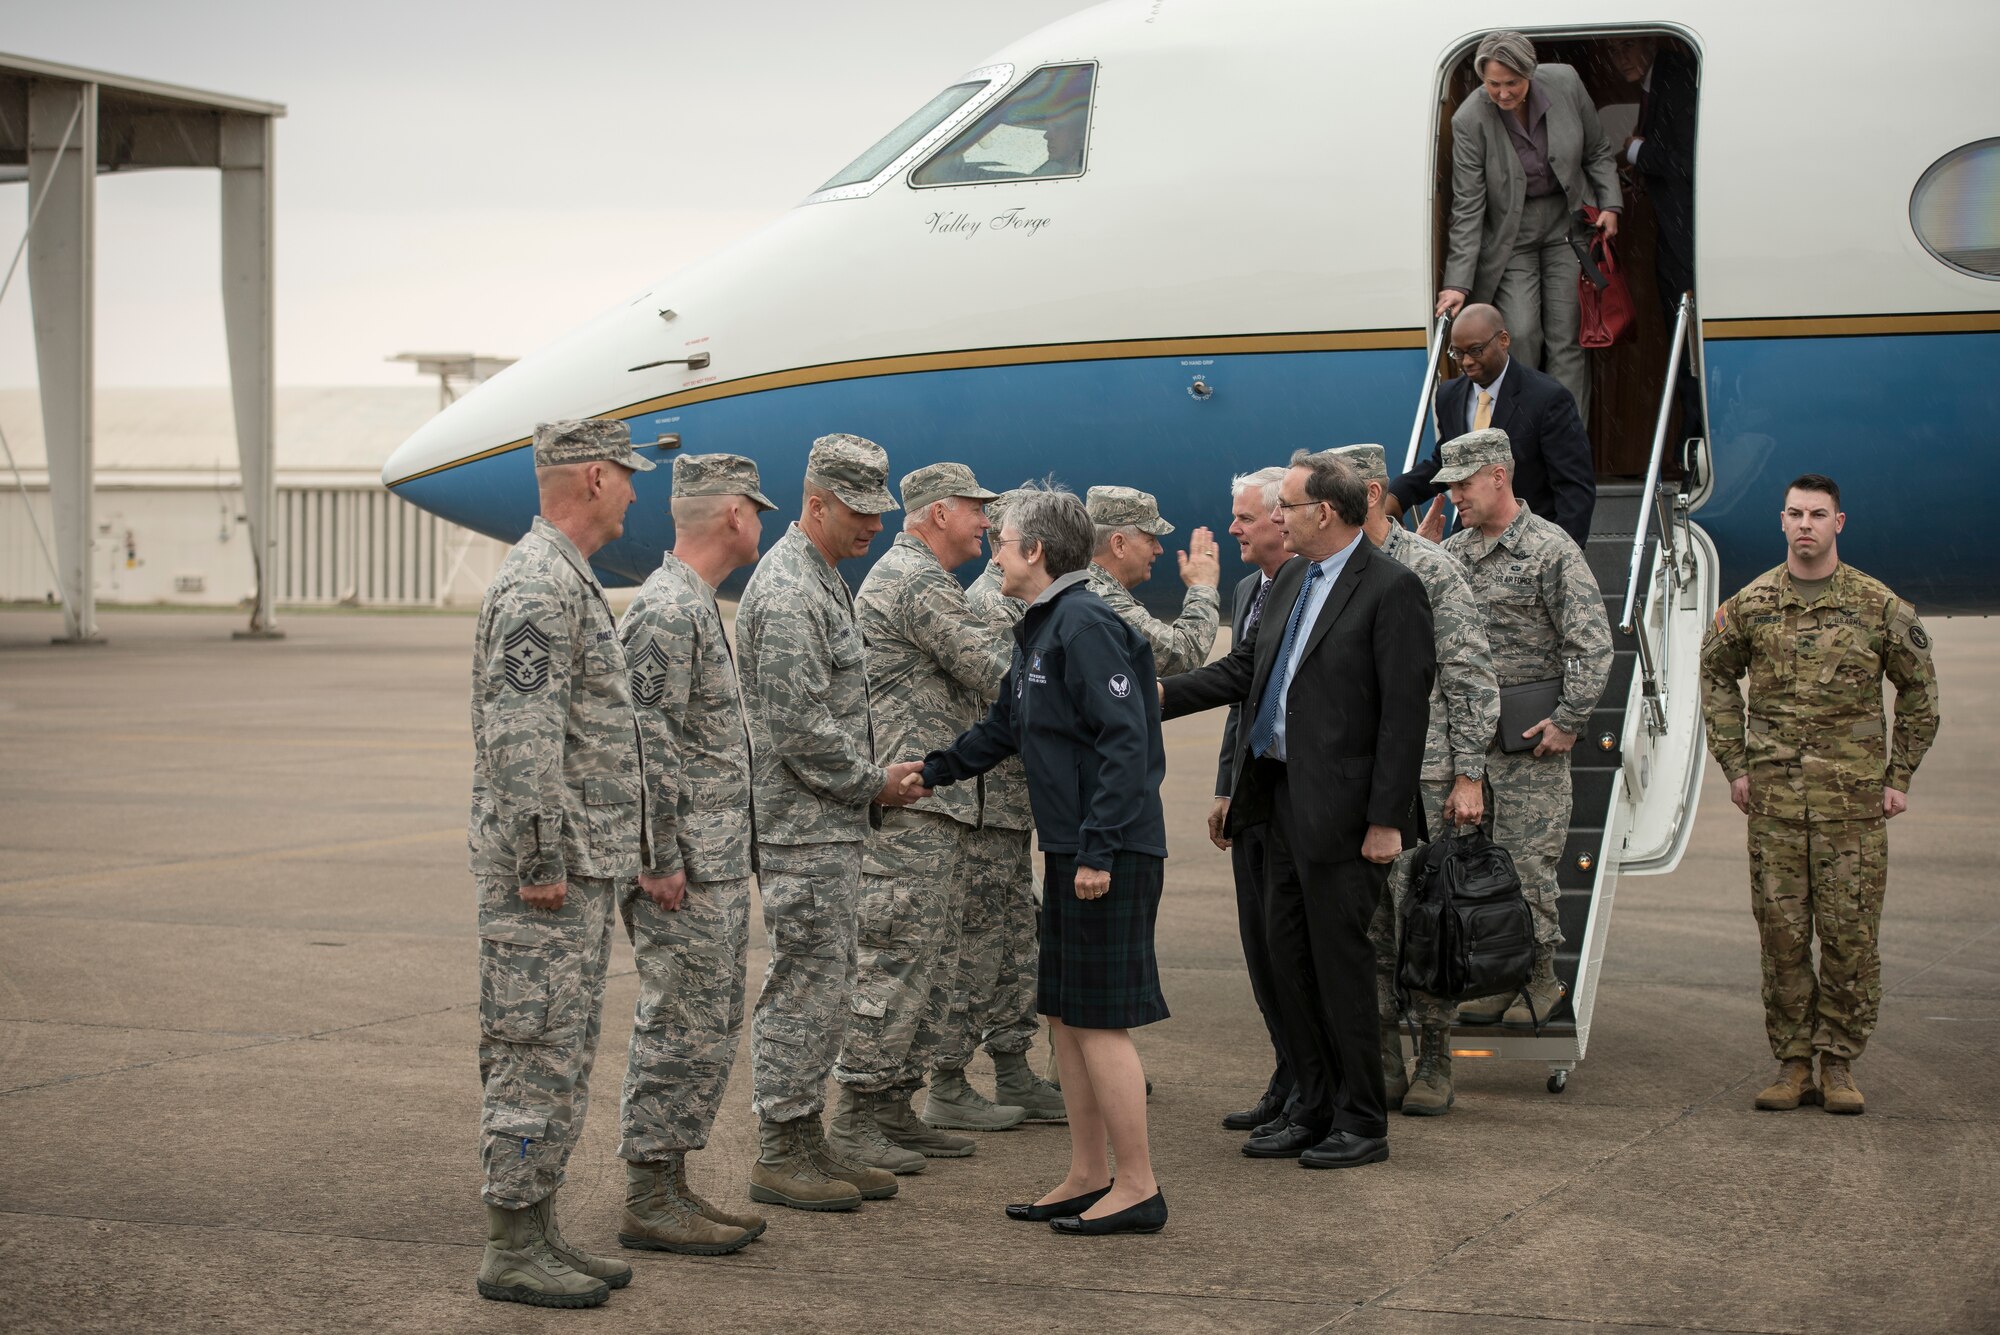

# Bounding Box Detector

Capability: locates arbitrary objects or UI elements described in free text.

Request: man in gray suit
[1436,31,1622,418]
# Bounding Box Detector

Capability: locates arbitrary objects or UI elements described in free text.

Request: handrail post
[1620,292,1692,635]
[1402,315,1452,476]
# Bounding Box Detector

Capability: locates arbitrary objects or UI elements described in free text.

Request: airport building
[0,386,509,609]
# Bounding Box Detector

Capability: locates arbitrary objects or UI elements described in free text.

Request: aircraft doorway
[1430,29,1701,480]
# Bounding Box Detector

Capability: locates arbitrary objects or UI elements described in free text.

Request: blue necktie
[1245,562,1321,759]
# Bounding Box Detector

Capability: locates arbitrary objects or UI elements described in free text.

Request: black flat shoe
[1005,1183,1112,1222]
[1251,1112,1290,1139]
[1242,1121,1325,1159]
[1221,1093,1286,1131]
[1049,1191,1167,1236]
[1299,1130,1389,1170]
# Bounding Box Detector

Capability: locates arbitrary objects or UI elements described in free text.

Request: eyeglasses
[1446,336,1498,363]
[1271,499,1324,513]
[989,536,1028,549]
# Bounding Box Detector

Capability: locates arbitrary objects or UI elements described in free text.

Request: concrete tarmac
[1,606,1995,1334]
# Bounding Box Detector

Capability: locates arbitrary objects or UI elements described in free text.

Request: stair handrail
[1619,292,1695,637]
[1402,314,1453,476]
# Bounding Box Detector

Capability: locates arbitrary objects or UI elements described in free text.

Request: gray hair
[1009,481,1094,578]
[1475,30,1537,80]
[902,494,971,533]
[1092,522,1146,555]
[1231,466,1287,510]
[670,493,735,529]
[1287,449,1369,526]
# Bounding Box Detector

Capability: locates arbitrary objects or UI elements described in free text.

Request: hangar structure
[0,52,283,642]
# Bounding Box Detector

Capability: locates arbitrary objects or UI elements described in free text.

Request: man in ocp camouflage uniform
[830,462,1024,1174]
[1439,429,1612,1028]
[469,418,658,1309]
[615,452,775,1256]
[1701,473,1938,1115]
[1335,444,1500,1116]
[736,433,930,1213]
[951,488,1068,1124]
[1084,485,1223,675]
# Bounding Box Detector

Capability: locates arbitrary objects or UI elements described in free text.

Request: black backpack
[1396,830,1536,1018]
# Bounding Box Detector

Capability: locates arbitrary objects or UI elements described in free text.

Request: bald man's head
[1457,303,1506,340]
[1448,303,1512,387]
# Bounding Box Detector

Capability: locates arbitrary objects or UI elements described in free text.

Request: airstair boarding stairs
[1399,295,1719,1093]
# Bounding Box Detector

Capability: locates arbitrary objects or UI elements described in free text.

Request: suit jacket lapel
[1299,541,1370,664]
[1491,367,1523,438]
[1246,557,1305,706]
[1439,376,1470,446]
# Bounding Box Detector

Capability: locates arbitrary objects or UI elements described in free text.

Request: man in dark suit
[1387,303,1596,547]
[1162,451,1435,1170]
[1614,35,1702,433]
[1210,466,1299,1135]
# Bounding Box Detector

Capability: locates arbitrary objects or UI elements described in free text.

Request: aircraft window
[1911,139,2000,279]
[911,63,1094,187]
[816,80,993,193]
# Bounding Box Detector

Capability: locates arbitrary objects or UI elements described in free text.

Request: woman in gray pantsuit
[1436,31,1621,419]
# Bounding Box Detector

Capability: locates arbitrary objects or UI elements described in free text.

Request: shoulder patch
[1908,623,1930,651]
[502,622,553,693]
[1714,605,1727,634]
[628,638,671,708]
[1108,673,1132,699]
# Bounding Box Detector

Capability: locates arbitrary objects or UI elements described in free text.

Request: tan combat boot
[1753,1058,1821,1111]
[799,1114,899,1199]
[828,1086,926,1175]
[476,1201,611,1308]
[1454,993,1512,1025]
[993,1049,1068,1123]
[748,1118,862,1212]
[1402,1024,1455,1116]
[671,1156,765,1239]
[1380,1025,1409,1112]
[1819,1056,1865,1115]
[535,1192,632,1291]
[924,1066,1028,1131]
[1502,959,1566,1027]
[875,1087,976,1158]
[619,1159,756,1256]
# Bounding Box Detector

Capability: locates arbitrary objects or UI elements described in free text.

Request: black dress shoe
[1221,1093,1286,1131]
[1005,1183,1112,1223]
[1299,1130,1390,1170]
[1242,1121,1325,1159]
[1049,1191,1168,1236]
[1251,1112,1290,1139]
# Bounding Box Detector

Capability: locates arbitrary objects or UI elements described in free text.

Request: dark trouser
[1263,776,1390,1140]
[1229,820,1297,1114]
[1654,201,1703,435]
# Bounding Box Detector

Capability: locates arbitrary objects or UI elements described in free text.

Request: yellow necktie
[1475,389,1493,431]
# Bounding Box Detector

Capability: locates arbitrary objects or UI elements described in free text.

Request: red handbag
[1576,206,1636,348]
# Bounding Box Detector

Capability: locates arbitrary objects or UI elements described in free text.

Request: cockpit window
[911,63,1095,187]
[817,81,992,193]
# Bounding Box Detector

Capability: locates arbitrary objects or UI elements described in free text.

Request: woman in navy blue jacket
[918,484,1170,1237]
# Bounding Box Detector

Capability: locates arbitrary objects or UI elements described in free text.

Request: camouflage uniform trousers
[477,873,616,1210]
[750,840,863,1123]
[1371,780,1456,1029]
[616,874,751,1161]
[835,810,973,1093]
[1484,744,1571,961]
[1746,814,1888,1062]
[937,822,1040,1068]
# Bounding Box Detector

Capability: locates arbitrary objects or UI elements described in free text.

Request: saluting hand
[1417,497,1448,543]
[1179,527,1221,588]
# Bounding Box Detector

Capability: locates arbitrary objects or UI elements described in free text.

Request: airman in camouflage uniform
[470,418,655,1307]
[1334,444,1501,1115]
[615,452,774,1255]
[944,493,1065,1122]
[1438,430,1612,1028]
[736,433,927,1212]
[1084,485,1223,675]
[830,463,1024,1170]
[1700,474,1938,1115]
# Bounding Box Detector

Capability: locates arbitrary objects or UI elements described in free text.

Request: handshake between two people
[876,760,935,807]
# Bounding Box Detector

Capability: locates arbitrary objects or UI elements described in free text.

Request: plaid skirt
[1038,851,1170,1031]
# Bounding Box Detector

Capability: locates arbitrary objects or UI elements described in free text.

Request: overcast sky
[1,0,1091,387]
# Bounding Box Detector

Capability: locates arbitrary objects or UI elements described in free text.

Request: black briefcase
[1496,678,1562,753]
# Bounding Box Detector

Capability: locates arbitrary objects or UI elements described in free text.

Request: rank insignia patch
[629,638,671,708]
[503,622,553,693]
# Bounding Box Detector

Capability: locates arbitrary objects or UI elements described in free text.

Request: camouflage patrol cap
[672,451,776,511]
[1327,443,1388,483]
[532,418,657,472]
[805,433,898,514]
[900,462,998,515]
[1086,485,1175,536]
[1431,428,1513,485]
